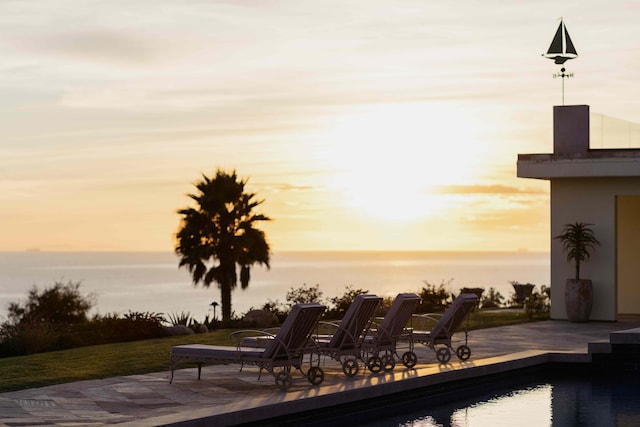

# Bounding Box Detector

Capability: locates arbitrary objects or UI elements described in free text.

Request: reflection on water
[364,372,640,427]
[450,385,551,427]
[395,385,551,427]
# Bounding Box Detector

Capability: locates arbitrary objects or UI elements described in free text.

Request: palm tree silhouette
[175,170,271,322]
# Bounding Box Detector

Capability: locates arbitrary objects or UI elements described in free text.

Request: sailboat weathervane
[543,18,578,105]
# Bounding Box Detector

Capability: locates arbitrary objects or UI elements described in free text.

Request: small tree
[3,281,93,327]
[416,280,453,313]
[286,284,323,307]
[0,281,94,356]
[554,222,600,280]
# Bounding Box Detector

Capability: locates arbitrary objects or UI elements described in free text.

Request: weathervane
[543,18,578,105]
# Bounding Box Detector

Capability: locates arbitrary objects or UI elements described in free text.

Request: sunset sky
[1,0,639,252]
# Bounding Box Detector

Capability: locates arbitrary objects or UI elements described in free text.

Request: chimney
[553,105,590,154]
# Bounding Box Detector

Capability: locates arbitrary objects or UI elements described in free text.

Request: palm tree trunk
[221,282,232,323]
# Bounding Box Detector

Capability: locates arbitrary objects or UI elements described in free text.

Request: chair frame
[169,303,326,391]
[315,294,382,377]
[412,293,479,363]
[361,293,421,372]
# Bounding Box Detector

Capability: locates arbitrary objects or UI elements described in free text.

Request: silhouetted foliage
[524,285,551,319]
[175,169,271,322]
[0,282,168,358]
[480,287,505,309]
[260,299,288,323]
[5,281,94,326]
[326,285,369,318]
[0,281,94,355]
[167,311,193,326]
[416,280,453,313]
[286,283,323,306]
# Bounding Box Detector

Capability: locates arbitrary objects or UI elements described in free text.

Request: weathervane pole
[554,67,573,105]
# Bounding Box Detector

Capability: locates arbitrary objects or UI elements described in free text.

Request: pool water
[247,366,640,427]
[365,370,640,427]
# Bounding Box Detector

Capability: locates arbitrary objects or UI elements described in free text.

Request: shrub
[0,281,95,357]
[480,287,505,309]
[416,280,453,313]
[166,311,193,327]
[524,285,551,319]
[286,284,323,307]
[260,299,288,323]
[0,282,170,357]
[326,285,369,319]
[3,281,93,327]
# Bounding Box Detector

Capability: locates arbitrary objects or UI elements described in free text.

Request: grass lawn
[0,309,547,393]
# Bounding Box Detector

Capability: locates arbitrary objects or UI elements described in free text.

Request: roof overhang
[517,150,640,180]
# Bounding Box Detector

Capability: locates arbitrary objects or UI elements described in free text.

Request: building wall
[550,177,640,320]
[617,196,640,315]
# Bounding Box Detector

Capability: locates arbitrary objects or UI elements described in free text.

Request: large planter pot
[565,279,593,322]
[512,283,535,306]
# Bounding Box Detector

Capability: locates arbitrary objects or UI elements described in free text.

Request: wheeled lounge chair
[315,294,382,377]
[169,303,326,391]
[412,293,479,363]
[361,293,421,372]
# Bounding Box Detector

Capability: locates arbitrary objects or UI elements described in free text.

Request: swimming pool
[244,365,640,427]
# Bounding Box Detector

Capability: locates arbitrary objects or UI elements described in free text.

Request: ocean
[0,251,550,322]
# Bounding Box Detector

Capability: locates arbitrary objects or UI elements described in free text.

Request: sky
[1,0,639,253]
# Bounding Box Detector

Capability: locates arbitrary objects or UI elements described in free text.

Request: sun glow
[317,102,487,221]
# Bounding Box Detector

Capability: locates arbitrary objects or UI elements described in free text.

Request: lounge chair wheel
[436,347,451,364]
[366,355,382,373]
[307,367,324,385]
[456,345,471,360]
[275,371,293,391]
[401,351,418,368]
[342,357,359,377]
[382,354,395,371]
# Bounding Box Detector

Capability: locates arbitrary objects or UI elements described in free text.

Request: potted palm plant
[554,222,600,322]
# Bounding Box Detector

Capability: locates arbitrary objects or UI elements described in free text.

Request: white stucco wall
[550,177,640,321]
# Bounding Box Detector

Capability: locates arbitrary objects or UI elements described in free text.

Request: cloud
[36,31,166,65]
[433,184,547,195]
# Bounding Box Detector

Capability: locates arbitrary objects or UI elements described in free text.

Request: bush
[480,287,505,309]
[416,280,453,313]
[326,285,369,319]
[0,281,95,357]
[286,284,323,307]
[2,281,93,327]
[524,285,551,319]
[0,282,169,357]
[260,300,288,323]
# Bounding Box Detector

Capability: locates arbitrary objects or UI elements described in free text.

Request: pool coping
[120,350,591,427]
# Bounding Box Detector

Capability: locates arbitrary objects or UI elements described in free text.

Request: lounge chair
[315,294,382,377]
[412,293,479,363]
[361,293,421,372]
[169,303,326,391]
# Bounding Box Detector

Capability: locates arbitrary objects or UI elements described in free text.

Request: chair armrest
[411,313,442,330]
[229,329,277,348]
